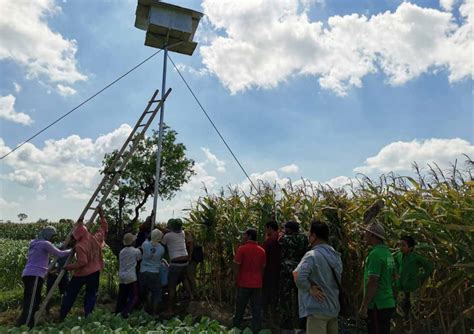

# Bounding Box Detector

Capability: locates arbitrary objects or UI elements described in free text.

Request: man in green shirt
[395,235,433,321]
[359,223,396,334]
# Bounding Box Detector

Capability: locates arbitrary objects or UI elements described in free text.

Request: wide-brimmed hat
[123,233,137,246]
[151,229,163,244]
[363,223,386,240]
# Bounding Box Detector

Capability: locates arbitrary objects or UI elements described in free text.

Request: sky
[0,0,472,222]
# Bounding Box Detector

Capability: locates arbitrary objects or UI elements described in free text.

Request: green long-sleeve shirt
[394,251,433,292]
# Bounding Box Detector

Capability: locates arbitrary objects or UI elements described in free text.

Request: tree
[17,213,28,222]
[100,126,195,256]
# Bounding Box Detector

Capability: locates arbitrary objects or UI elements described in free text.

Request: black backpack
[192,245,204,263]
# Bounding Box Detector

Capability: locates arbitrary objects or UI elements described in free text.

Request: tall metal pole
[152,46,168,227]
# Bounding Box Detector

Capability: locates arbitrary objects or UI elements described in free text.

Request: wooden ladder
[34,88,172,325]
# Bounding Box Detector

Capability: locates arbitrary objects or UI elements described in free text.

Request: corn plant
[186,160,473,333]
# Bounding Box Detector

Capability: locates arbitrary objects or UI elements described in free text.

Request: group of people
[116,217,198,318]
[17,207,108,328]
[233,220,433,334]
[16,209,432,334]
[17,209,200,329]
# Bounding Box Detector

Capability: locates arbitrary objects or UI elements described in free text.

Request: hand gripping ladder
[34,88,172,325]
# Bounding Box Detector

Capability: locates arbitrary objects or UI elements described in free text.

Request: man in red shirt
[233,228,266,332]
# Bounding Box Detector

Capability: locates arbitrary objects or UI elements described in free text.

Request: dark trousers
[262,274,279,317]
[233,287,263,333]
[60,271,100,319]
[139,272,162,314]
[401,292,411,319]
[368,307,395,334]
[116,281,139,316]
[45,272,69,312]
[16,276,44,328]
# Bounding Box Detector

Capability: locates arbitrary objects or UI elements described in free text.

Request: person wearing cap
[139,229,165,314]
[232,228,266,333]
[161,218,189,315]
[60,207,108,320]
[17,226,71,328]
[278,221,309,331]
[115,233,142,317]
[359,223,396,334]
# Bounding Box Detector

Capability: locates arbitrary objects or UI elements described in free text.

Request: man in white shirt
[116,233,142,318]
[161,218,188,315]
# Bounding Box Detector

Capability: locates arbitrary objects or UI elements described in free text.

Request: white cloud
[354,138,474,174]
[6,169,45,191]
[56,84,77,96]
[0,0,87,85]
[440,0,457,11]
[0,124,132,197]
[64,188,90,200]
[13,82,22,93]
[175,63,210,77]
[201,147,226,172]
[200,0,472,95]
[279,164,300,174]
[0,197,19,210]
[239,170,290,192]
[0,95,33,125]
[324,175,352,189]
[154,160,220,220]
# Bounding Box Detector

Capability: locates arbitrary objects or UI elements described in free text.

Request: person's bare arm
[359,275,379,318]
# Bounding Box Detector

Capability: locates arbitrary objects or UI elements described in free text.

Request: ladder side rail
[34,250,75,325]
[102,89,158,174]
[78,90,160,220]
[86,134,144,225]
[85,88,171,225]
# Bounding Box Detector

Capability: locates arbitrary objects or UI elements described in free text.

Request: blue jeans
[60,271,100,319]
[233,287,263,333]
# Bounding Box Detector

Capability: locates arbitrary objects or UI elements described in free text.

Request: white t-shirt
[161,231,188,260]
[119,246,142,284]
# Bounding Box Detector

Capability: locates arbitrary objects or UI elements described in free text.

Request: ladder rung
[137,124,146,127]
[88,207,96,211]
[149,99,161,103]
[145,110,156,114]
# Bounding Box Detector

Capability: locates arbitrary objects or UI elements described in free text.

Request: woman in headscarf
[60,207,108,320]
[17,226,71,328]
[139,229,165,314]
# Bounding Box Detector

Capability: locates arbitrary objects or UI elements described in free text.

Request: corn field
[186,161,473,333]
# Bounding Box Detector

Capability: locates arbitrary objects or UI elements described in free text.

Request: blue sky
[0,0,472,222]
